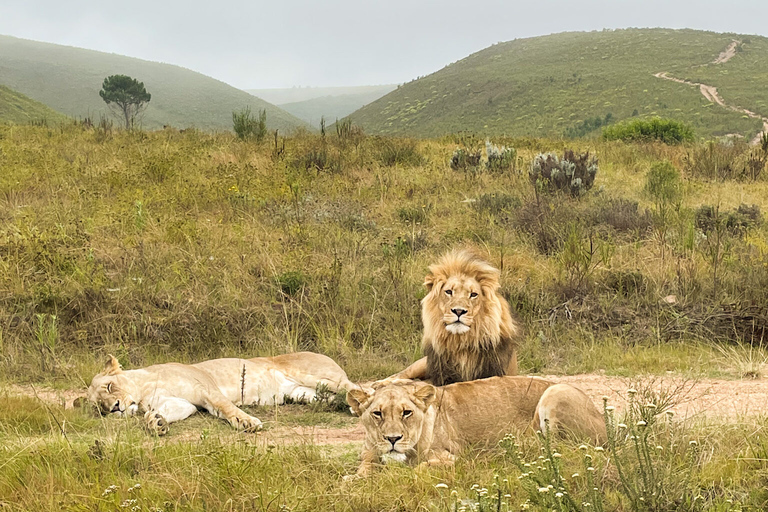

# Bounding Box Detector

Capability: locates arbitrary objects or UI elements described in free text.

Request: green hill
[347,28,768,139]
[0,35,308,132]
[275,88,398,129]
[0,85,68,124]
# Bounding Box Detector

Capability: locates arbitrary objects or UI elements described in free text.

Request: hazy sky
[1,0,766,89]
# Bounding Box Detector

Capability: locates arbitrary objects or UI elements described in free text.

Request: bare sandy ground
[713,40,740,65]
[6,373,768,447]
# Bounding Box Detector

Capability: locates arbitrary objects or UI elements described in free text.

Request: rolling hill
[0,35,308,132]
[0,85,69,124]
[347,29,768,139]
[247,85,396,128]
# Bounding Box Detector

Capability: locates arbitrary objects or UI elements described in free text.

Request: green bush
[485,140,517,172]
[450,147,482,171]
[232,106,267,141]
[529,149,598,197]
[602,117,695,144]
[375,138,423,167]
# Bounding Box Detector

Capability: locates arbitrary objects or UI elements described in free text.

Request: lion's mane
[421,249,521,386]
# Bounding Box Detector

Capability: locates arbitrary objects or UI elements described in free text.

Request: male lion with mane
[347,377,606,477]
[394,249,520,386]
[87,352,357,435]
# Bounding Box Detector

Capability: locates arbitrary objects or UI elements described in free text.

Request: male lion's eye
[372,411,382,418]
[470,292,478,298]
[402,410,412,418]
[445,290,452,296]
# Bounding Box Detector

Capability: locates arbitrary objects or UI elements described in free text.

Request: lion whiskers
[445,323,470,335]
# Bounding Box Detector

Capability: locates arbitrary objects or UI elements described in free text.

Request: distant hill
[247,85,397,129]
[0,35,308,132]
[0,85,68,124]
[247,85,396,105]
[347,29,768,139]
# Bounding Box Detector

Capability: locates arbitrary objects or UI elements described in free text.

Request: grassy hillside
[247,85,396,105]
[2,126,768,510]
[0,35,308,132]
[278,88,399,128]
[348,28,767,139]
[0,85,68,124]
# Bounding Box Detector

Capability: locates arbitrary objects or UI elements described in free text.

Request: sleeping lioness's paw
[234,414,263,433]
[143,410,169,436]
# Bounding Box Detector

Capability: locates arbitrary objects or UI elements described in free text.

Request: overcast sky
[1,0,766,89]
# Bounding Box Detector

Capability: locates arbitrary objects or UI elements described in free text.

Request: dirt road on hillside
[7,373,768,447]
[654,40,768,145]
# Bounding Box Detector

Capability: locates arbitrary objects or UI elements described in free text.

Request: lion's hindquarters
[532,384,607,446]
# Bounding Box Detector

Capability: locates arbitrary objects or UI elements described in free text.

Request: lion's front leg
[416,449,456,469]
[143,409,169,436]
[203,391,262,432]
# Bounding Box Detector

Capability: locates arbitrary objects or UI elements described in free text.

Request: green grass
[0,85,69,125]
[0,34,308,132]
[348,28,766,139]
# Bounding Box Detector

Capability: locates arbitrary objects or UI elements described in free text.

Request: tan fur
[396,249,521,386]
[347,376,606,477]
[87,352,357,435]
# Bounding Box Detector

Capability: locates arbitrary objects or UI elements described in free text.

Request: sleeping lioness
[87,352,357,435]
[346,376,606,477]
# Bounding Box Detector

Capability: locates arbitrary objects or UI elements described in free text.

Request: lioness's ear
[412,383,437,409]
[347,388,373,416]
[102,355,122,376]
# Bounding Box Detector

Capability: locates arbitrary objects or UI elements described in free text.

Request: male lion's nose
[451,308,467,318]
[385,435,403,447]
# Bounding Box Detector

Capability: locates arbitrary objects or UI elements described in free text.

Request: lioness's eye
[372,411,382,418]
[470,292,478,298]
[445,290,452,296]
[402,410,412,418]
[106,383,113,393]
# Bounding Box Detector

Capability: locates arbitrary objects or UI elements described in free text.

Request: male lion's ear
[347,388,373,416]
[102,355,122,376]
[412,383,437,410]
[423,273,436,292]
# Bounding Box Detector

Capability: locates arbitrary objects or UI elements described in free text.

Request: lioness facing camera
[346,377,606,477]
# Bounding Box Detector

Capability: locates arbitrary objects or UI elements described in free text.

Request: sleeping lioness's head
[347,382,436,463]
[87,355,139,417]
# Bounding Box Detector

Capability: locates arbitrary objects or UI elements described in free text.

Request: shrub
[485,140,516,172]
[472,192,520,215]
[276,271,306,296]
[683,140,762,181]
[602,117,694,144]
[564,112,613,138]
[232,106,267,141]
[529,149,598,197]
[449,147,482,171]
[695,203,761,236]
[375,138,423,167]
[594,198,653,234]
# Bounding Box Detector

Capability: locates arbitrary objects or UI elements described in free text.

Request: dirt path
[713,40,740,65]
[6,374,768,447]
[654,41,768,145]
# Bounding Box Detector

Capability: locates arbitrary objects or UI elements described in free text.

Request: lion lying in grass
[346,376,606,477]
[87,352,357,435]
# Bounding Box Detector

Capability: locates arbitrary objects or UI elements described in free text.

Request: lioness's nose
[385,435,403,446]
[451,308,467,318]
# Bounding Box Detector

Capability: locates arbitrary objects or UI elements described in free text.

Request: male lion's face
[87,356,139,417]
[435,275,482,335]
[347,383,436,463]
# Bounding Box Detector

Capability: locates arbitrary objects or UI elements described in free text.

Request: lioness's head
[87,356,139,417]
[347,382,437,463]
[422,249,505,336]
